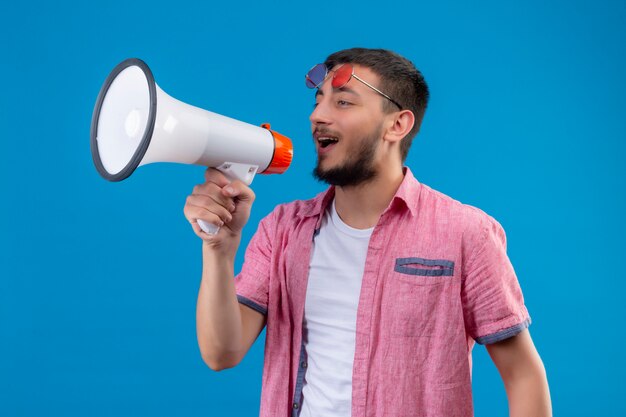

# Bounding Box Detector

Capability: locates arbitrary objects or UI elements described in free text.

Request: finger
[192,183,235,210]
[192,209,225,230]
[204,168,231,187]
[184,199,233,225]
[186,194,234,220]
[221,180,256,203]
[186,184,235,212]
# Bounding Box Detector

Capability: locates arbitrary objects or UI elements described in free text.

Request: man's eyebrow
[335,86,360,96]
[314,86,360,99]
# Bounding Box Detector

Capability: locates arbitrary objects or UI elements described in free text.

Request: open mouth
[317,136,339,148]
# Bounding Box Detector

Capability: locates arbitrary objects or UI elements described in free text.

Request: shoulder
[417,182,504,240]
[259,189,329,229]
[415,183,509,268]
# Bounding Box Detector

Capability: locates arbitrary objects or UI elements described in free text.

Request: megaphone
[90,58,293,234]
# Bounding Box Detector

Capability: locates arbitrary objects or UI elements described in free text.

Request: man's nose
[309,99,332,126]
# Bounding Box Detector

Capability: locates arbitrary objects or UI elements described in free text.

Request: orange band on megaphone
[261,123,293,174]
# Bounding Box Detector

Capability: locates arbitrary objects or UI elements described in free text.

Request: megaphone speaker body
[91,58,293,234]
[91,58,292,184]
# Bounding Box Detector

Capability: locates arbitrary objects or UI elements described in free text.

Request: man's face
[310,64,388,187]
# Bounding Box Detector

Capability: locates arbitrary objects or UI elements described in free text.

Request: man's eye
[337,100,351,106]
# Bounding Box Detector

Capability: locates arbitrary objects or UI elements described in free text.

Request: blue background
[1,1,624,415]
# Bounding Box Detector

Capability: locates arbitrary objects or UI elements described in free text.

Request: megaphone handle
[197,163,257,236]
[198,219,221,235]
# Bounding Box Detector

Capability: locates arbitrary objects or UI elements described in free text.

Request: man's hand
[486,329,552,417]
[183,168,256,253]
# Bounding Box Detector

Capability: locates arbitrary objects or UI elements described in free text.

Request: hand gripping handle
[197,162,257,235]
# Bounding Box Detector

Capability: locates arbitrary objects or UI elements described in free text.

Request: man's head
[309,48,429,187]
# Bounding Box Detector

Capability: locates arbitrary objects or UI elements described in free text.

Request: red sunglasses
[305,63,403,110]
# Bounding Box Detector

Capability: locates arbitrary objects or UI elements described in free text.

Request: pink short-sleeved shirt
[234,167,530,417]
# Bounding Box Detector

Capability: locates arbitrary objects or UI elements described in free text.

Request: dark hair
[324,48,429,162]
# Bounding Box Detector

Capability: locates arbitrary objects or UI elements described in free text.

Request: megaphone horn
[90,58,294,234]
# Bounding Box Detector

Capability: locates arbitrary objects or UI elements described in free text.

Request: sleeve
[233,212,275,316]
[461,216,531,344]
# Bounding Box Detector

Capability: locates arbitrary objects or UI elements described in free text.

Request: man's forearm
[504,367,552,417]
[487,330,552,417]
[196,242,243,370]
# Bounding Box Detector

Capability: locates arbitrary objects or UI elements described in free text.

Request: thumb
[222,181,255,203]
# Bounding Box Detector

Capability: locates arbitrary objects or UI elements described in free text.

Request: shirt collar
[389,166,420,217]
[296,166,421,219]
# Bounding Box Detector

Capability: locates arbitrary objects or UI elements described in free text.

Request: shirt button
[293,403,299,409]
[301,361,307,368]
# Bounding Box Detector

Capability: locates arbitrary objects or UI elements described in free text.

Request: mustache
[313,127,342,139]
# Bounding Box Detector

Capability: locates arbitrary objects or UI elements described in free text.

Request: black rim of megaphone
[90,58,157,182]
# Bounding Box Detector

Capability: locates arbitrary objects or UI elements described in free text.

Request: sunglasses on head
[305,63,403,110]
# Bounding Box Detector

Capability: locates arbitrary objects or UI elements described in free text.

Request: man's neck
[333,166,405,230]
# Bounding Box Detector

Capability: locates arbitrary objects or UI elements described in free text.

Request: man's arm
[486,329,552,417]
[195,246,266,371]
[184,168,265,371]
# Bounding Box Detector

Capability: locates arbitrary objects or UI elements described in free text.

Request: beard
[313,124,382,187]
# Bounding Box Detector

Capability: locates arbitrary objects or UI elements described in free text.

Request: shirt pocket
[394,257,455,285]
[389,257,458,337]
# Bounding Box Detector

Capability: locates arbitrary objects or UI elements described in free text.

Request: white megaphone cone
[91,58,293,235]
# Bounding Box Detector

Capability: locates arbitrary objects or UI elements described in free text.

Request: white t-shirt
[300,199,374,417]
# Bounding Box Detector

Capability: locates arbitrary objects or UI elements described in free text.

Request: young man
[183,48,552,417]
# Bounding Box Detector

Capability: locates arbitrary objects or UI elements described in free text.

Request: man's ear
[383,110,415,144]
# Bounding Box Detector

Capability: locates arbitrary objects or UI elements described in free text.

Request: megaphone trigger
[215,162,259,185]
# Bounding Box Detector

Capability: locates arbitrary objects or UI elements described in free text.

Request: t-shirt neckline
[329,198,375,238]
